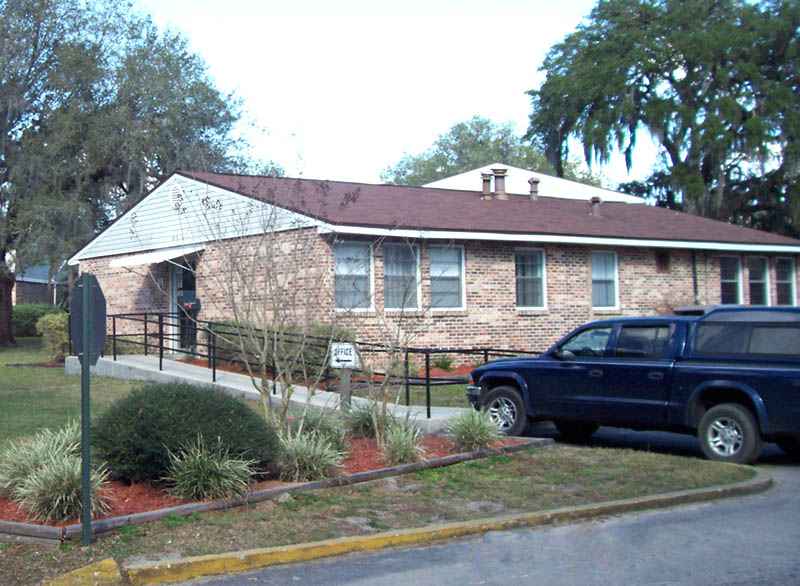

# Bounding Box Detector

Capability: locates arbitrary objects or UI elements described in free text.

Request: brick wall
[79,234,800,353]
[79,257,170,336]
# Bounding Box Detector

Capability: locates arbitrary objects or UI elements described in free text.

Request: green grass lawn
[0,338,140,445]
[350,383,471,408]
[0,445,755,585]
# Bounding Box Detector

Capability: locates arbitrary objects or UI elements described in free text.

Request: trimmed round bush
[12,304,63,337]
[165,435,255,500]
[36,312,70,362]
[93,384,280,483]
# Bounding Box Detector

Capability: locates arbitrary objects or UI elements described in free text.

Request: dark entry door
[174,262,197,349]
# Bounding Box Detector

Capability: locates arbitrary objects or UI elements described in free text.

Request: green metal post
[80,278,92,545]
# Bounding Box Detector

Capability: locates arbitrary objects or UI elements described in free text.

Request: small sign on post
[69,274,107,546]
[330,342,360,411]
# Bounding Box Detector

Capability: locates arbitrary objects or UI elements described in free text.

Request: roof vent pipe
[481,173,492,198]
[528,177,540,200]
[590,195,602,216]
[492,168,508,200]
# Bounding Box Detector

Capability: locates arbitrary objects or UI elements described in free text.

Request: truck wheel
[482,386,529,436]
[698,403,762,464]
[555,421,598,444]
[776,436,800,460]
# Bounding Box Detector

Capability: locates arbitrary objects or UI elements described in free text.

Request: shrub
[446,410,501,452]
[0,421,80,497]
[345,402,396,439]
[13,456,112,522]
[278,431,343,482]
[432,354,454,372]
[382,419,425,465]
[36,312,70,362]
[12,304,63,337]
[165,435,255,501]
[290,410,348,453]
[93,384,280,483]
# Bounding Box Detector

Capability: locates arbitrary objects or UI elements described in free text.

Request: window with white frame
[383,243,419,310]
[429,246,464,309]
[515,250,545,308]
[334,242,371,309]
[776,257,796,306]
[748,256,769,305]
[591,251,617,309]
[720,256,741,304]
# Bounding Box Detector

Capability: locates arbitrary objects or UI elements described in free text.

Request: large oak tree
[527,0,799,233]
[0,0,267,345]
[382,116,599,186]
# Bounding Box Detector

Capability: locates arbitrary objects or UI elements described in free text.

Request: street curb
[123,469,772,585]
[44,558,123,585]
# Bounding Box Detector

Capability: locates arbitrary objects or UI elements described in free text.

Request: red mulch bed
[0,436,529,527]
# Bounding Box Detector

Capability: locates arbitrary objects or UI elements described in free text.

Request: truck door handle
[588,369,603,378]
[647,371,665,381]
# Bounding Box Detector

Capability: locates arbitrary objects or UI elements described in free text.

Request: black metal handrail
[107,311,541,418]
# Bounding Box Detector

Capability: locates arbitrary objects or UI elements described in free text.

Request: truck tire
[555,421,598,444]
[698,403,762,464]
[482,386,529,436]
[777,436,800,460]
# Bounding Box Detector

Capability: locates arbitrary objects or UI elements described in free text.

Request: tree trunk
[0,272,16,346]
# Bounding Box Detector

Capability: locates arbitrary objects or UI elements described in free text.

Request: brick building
[69,167,800,352]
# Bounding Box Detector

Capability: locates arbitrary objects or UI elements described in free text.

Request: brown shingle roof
[180,171,800,247]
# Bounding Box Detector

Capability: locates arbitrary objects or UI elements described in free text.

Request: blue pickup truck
[466,306,800,464]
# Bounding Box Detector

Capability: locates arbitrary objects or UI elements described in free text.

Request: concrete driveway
[182,428,799,586]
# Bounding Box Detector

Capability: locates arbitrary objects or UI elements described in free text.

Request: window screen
[515,251,544,308]
[720,257,741,304]
[383,244,418,310]
[430,247,463,308]
[334,242,371,309]
[592,252,617,308]
[748,257,768,305]
[776,258,795,306]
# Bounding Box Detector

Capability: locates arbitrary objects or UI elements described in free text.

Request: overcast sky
[135,0,658,187]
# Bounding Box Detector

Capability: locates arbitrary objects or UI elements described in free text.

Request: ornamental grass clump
[278,431,344,482]
[345,402,395,439]
[13,457,112,522]
[0,421,80,497]
[290,410,348,453]
[446,410,501,452]
[382,419,425,466]
[165,435,255,501]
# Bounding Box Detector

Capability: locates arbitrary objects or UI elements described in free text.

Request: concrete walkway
[64,355,469,432]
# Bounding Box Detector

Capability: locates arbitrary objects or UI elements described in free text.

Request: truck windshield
[693,322,800,358]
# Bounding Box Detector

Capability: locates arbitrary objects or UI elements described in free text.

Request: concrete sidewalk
[65,355,469,432]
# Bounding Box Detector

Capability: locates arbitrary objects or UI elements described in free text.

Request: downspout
[691,250,699,304]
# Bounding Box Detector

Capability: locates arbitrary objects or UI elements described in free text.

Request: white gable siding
[70,175,315,263]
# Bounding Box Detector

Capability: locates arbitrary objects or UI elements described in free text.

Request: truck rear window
[693,323,800,357]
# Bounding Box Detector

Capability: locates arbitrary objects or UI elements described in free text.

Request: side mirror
[552,349,576,361]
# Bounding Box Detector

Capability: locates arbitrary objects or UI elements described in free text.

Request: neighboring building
[11,264,64,306]
[423,162,643,204]
[68,167,800,352]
